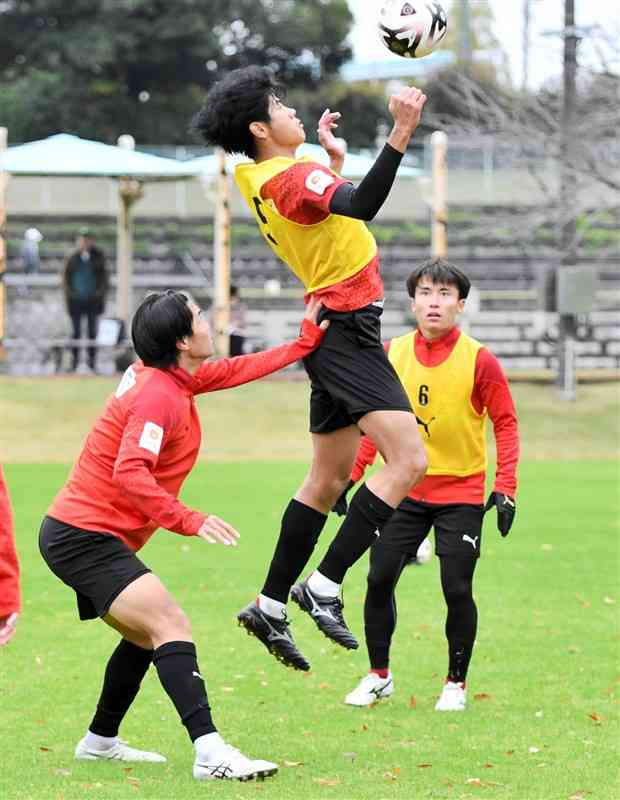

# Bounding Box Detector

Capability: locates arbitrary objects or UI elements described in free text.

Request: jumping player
[193,66,428,671]
[0,466,20,646]
[340,260,519,710]
[38,291,327,781]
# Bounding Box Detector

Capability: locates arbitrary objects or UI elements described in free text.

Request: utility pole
[557,0,579,399]
[459,0,472,69]
[431,131,448,259]
[522,0,531,92]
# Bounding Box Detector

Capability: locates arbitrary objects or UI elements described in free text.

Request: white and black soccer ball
[378,1,448,59]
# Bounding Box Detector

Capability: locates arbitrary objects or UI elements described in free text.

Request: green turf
[1,460,618,800]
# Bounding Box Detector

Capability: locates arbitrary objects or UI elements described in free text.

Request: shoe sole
[195,767,278,782]
[237,611,310,672]
[290,585,358,650]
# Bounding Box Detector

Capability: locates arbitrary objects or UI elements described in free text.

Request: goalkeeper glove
[484,492,516,537]
[332,480,355,516]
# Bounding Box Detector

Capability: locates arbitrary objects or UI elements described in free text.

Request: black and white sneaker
[290,579,358,650]
[237,602,310,671]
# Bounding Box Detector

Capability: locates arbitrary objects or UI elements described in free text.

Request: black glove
[484,492,516,537]
[332,480,355,516]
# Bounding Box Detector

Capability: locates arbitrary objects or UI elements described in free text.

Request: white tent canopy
[188,142,421,179]
[0,134,200,323]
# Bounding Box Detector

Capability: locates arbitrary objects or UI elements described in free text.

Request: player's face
[267,94,306,148]
[184,301,214,361]
[412,277,465,339]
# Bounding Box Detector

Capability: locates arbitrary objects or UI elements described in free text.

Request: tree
[0,0,353,143]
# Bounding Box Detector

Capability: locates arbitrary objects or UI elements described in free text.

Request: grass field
[1,379,619,800]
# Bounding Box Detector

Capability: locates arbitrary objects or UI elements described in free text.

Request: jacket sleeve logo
[305,169,335,196]
[139,421,164,455]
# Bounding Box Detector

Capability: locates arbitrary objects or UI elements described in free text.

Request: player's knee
[443,577,473,606]
[153,602,192,642]
[391,448,427,492]
[304,472,350,508]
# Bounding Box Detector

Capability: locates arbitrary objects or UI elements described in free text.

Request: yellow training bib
[388,331,487,476]
[235,157,377,292]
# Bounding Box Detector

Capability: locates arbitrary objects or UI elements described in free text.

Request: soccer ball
[378,1,448,59]
[416,537,433,564]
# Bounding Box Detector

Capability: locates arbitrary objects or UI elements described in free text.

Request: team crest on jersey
[305,169,335,196]
[115,365,136,398]
[401,3,415,15]
[139,421,164,455]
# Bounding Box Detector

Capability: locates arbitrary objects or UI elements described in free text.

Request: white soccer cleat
[344,671,394,706]
[435,680,467,711]
[193,743,278,781]
[75,737,166,762]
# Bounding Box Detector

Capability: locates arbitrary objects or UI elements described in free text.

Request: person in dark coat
[63,228,109,372]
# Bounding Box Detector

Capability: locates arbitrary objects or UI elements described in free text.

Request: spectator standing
[63,227,109,373]
[229,285,248,356]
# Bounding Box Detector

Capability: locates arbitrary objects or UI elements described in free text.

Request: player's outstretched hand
[317,109,345,161]
[484,492,516,537]
[0,612,19,646]
[304,295,330,331]
[332,480,355,516]
[388,86,427,137]
[198,516,240,546]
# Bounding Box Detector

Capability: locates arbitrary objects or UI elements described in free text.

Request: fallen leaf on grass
[283,760,304,767]
[588,712,602,724]
[528,747,540,753]
[54,769,71,776]
[221,686,234,693]
[535,710,544,718]
[384,770,399,781]
[474,693,491,701]
[569,792,590,800]
[409,695,417,709]
[575,594,590,608]
[127,777,140,785]
[314,777,341,786]
[39,746,52,752]
[483,763,494,768]
[361,723,369,731]
[467,777,482,785]
[505,750,514,756]
[318,682,332,689]
[342,752,357,762]
[417,763,432,768]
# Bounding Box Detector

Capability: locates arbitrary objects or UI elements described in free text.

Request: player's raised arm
[329,86,427,222]
[192,297,329,395]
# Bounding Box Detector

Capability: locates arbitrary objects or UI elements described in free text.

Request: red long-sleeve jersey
[48,320,324,551]
[352,327,519,504]
[0,465,21,616]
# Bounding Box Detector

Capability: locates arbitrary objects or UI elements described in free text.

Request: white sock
[307,570,341,598]
[257,594,286,620]
[84,731,118,751]
[194,732,228,761]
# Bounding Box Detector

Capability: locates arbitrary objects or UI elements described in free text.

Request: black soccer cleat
[237,602,310,672]
[290,579,358,650]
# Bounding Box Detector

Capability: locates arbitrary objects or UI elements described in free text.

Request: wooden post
[431,130,448,258]
[0,127,8,362]
[116,135,143,326]
[213,148,231,357]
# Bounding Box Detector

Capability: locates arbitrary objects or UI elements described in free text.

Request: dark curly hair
[406,258,471,300]
[192,66,282,159]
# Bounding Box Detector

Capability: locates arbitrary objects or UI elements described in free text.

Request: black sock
[261,499,327,603]
[89,639,153,738]
[317,484,395,584]
[153,641,216,741]
[440,556,478,683]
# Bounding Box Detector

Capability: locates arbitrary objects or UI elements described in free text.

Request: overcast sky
[346,0,619,88]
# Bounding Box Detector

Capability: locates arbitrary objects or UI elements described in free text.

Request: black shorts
[303,303,412,434]
[378,498,485,559]
[39,516,151,620]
